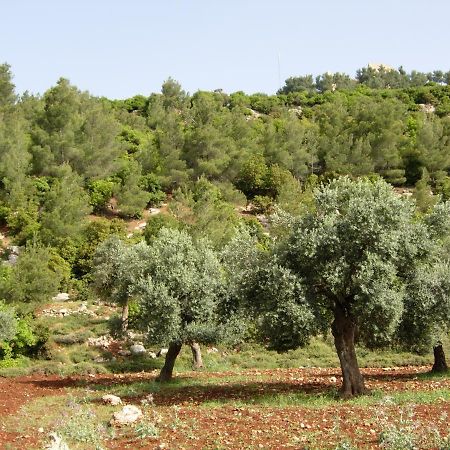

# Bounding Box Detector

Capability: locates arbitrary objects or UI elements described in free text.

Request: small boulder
[46,432,70,450]
[52,293,70,302]
[111,405,143,426]
[130,344,146,356]
[148,352,157,359]
[156,348,168,357]
[102,394,122,406]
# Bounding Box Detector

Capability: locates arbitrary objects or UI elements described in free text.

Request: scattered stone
[41,303,96,318]
[38,427,44,433]
[52,293,70,302]
[94,356,107,363]
[149,208,161,215]
[330,376,337,383]
[111,405,143,426]
[134,222,147,230]
[148,352,157,359]
[45,432,70,450]
[419,103,436,114]
[118,349,132,356]
[10,245,20,254]
[87,335,113,349]
[126,331,142,340]
[140,394,154,406]
[288,106,303,118]
[207,347,219,354]
[7,253,18,265]
[156,348,168,357]
[130,344,146,356]
[245,108,262,121]
[256,214,269,229]
[102,394,122,406]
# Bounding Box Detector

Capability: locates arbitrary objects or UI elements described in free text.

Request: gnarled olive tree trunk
[156,342,182,382]
[432,343,448,373]
[190,342,203,369]
[332,305,366,397]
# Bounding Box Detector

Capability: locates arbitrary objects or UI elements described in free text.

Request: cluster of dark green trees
[1,63,450,395]
[279,66,450,94]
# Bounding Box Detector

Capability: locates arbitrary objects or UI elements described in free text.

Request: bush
[252,195,274,214]
[0,314,49,360]
[143,214,181,244]
[0,204,10,226]
[87,179,115,212]
[140,173,166,207]
[53,331,92,345]
[1,243,63,306]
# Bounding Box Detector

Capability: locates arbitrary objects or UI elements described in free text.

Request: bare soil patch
[1,366,449,449]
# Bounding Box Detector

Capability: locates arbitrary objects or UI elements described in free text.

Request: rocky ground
[1,366,449,449]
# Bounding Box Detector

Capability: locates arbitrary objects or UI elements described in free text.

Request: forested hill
[1,62,450,252]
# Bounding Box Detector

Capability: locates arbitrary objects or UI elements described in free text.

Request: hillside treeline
[1,64,450,385]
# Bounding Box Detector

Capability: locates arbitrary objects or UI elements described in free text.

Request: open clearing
[1,365,449,449]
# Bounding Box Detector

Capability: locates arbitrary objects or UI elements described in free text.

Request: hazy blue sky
[2,1,450,98]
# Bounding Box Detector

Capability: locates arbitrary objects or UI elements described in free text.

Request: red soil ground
[1,366,449,449]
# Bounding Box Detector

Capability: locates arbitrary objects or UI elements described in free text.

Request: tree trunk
[332,305,366,397]
[121,301,129,334]
[190,342,203,369]
[432,343,448,373]
[156,342,182,382]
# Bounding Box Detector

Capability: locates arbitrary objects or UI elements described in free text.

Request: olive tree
[397,201,450,372]
[94,237,148,333]
[277,177,443,397]
[400,263,450,372]
[94,229,224,381]
[135,228,224,381]
[0,303,17,342]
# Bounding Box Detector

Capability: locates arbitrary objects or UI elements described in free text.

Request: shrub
[140,173,166,207]
[88,179,115,212]
[143,214,181,244]
[252,195,274,214]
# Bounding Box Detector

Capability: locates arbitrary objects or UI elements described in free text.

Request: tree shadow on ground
[18,367,441,407]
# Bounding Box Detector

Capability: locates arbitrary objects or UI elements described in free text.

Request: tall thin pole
[277,52,281,91]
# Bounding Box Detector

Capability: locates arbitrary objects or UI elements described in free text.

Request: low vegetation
[1,63,450,448]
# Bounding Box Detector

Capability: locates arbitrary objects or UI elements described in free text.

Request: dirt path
[0,375,76,448]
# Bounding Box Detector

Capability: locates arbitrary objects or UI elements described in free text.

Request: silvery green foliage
[268,205,301,241]
[95,229,224,346]
[280,177,422,347]
[220,226,264,312]
[400,262,450,353]
[136,228,223,343]
[0,302,17,342]
[221,227,314,350]
[425,202,450,239]
[93,237,149,307]
[136,228,223,345]
[249,263,314,351]
[134,277,181,343]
